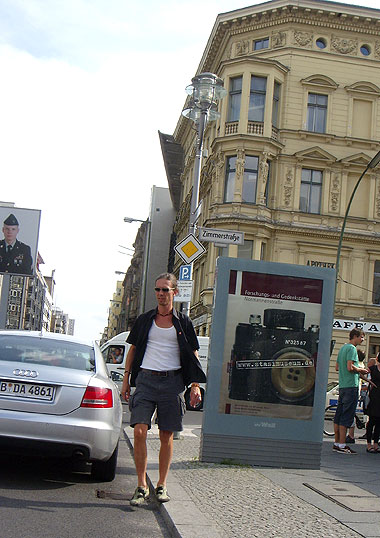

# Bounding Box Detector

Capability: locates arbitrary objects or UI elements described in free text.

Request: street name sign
[174,233,206,264]
[198,227,244,245]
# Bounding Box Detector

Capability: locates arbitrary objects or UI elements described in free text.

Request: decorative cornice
[204,214,380,244]
[202,3,380,72]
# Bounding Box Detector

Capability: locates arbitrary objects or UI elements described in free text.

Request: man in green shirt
[333,328,368,454]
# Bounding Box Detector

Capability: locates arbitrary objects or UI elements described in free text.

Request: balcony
[224,121,279,141]
[224,121,238,135]
[247,121,264,135]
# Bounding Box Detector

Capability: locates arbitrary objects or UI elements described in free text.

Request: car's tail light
[81,386,113,408]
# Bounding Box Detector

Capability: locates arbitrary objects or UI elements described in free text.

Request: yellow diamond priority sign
[174,233,206,264]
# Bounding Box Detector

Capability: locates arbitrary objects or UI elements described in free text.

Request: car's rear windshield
[0,335,95,371]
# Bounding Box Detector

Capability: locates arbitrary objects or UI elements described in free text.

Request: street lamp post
[182,73,227,235]
[123,216,151,315]
[334,149,380,302]
[181,73,226,314]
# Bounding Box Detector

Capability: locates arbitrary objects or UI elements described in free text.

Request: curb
[123,427,221,538]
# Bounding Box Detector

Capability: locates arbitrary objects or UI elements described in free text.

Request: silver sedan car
[0,330,122,481]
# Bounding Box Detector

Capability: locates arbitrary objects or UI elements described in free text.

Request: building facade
[161,0,380,377]
[105,185,176,341]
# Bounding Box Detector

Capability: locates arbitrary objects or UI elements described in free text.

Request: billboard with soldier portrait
[0,206,41,277]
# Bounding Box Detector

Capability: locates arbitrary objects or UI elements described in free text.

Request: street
[0,405,181,538]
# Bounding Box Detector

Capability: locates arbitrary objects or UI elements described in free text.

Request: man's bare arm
[121,345,136,402]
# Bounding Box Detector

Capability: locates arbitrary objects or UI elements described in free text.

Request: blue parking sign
[179,264,192,281]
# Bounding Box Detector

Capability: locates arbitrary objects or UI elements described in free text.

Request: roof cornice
[198,0,380,73]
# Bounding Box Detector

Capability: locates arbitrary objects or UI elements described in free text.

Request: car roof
[0,330,95,347]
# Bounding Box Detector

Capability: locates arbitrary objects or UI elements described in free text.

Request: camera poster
[219,269,323,420]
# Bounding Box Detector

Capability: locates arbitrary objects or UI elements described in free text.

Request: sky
[0,0,378,342]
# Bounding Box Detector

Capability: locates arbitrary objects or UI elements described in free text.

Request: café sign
[333,319,380,333]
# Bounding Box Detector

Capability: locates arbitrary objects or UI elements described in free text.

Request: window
[307,93,327,133]
[373,261,380,304]
[360,44,371,56]
[300,169,322,214]
[242,156,259,203]
[224,157,236,202]
[238,240,253,259]
[260,243,266,261]
[316,38,327,49]
[254,38,269,50]
[264,160,271,206]
[272,82,280,128]
[228,76,242,122]
[249,76,267,122]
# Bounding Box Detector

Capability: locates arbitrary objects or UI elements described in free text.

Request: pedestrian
[0,213,33,275]
[333,328,369,454]
[121,272,206,506]
[345,349,366,444]
[365,353,380,453]
[359,357,377,440]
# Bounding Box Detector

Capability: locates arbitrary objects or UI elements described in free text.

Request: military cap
[3,214,19,226]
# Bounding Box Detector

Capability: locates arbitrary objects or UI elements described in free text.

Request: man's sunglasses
[154,287,175,293]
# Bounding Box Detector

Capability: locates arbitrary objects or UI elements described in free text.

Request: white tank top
[141,321,181,371]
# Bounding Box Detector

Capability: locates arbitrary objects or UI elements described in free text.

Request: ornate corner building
[160,0,380,371]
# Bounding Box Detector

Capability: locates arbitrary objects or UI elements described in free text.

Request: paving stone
[305,481,376,497]
[124,427,380,538]
[331,496,380,512]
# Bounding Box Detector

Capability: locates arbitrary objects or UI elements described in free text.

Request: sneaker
[333,444,340,451]
[130,486,149,506]
[334,445,357,454]
[345,435,355,444]
[155,485,170,503]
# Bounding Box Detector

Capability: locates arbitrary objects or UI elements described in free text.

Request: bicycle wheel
[323,405,337,436]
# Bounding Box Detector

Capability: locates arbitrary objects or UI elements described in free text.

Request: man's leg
[133,423,149,487]
[339,425,348,444]
[334,422,339,443]
[347,424,355,442]
[157,429,174,486]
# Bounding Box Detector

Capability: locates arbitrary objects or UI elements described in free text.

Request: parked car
[325,381,339,408]
[0,330,122,481]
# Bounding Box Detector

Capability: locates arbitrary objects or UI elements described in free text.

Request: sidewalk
[124,425,380,538]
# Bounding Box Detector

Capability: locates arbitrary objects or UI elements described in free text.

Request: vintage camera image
[219,270,323,420]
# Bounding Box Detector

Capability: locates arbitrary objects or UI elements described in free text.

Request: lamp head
[182,72,226,123]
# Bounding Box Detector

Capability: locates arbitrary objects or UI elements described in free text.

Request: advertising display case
[200,257,335,469]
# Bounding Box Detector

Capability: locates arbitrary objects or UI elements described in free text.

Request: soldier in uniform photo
[0,214,33,275]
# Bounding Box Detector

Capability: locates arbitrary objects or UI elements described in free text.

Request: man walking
[121,272,206,506]
[333,328,368,454]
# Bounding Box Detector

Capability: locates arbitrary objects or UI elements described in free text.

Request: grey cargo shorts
[129,369,186,431]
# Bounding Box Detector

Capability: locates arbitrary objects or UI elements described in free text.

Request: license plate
[0,380,55,401]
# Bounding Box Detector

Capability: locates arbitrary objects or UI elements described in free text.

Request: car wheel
[184,387,204,411]
[91,443,118,482]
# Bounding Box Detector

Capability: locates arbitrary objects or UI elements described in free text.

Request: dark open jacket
[127,307,207,387]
